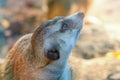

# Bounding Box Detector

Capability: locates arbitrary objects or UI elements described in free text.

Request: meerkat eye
[60,23,68,32]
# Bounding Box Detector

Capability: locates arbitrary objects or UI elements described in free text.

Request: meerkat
[0,12,84,80]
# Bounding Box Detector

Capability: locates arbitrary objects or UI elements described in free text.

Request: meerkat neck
[41,57,69,80]
[25,44,49,69]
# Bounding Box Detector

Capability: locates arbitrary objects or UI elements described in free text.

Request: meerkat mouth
[45,48,60,60]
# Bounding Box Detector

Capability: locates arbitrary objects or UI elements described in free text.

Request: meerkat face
[32,12,84,61]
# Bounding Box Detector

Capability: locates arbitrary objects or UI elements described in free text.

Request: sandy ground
[71,0,120,79]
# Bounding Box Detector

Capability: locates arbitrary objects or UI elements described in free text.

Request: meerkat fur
[0,12,84,80]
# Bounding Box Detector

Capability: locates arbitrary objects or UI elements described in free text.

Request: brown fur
[0,17,66,80]
[0,33,50,80]
[47,0,93,19]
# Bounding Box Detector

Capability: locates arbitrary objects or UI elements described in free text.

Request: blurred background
[0,0,120,79]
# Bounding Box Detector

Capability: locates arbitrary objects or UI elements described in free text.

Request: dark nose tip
[77,12,85,18]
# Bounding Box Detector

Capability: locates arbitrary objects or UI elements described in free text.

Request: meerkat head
[31,12,84,61]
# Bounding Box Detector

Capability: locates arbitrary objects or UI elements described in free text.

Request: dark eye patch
[60,23,68,32]
[60,19,73,32]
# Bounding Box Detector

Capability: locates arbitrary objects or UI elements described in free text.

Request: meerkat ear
[45,48,60,60]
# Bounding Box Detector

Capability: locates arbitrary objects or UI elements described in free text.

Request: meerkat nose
[66,11,84,21]
[76,12,85,19]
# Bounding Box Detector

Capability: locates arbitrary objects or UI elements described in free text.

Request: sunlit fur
[0,12,84,80]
